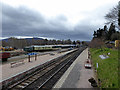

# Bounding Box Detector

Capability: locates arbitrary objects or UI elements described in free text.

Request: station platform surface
[0,49,76,82]
[53,48,94,88]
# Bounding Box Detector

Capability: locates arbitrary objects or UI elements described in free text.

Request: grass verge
[90,48,118,88]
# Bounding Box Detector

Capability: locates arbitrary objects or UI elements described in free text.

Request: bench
[11,60,24,68]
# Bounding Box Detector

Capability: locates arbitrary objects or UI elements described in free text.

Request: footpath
[54,48,95,88]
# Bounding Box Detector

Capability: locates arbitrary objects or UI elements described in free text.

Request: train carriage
[24,45,53,52]
[24,44,77,52]
[23,46,34,52]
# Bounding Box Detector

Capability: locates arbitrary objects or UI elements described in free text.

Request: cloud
[2,3,101,41]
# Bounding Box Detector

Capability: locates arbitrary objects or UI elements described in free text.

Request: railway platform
[53,48,94,88]
[0,49,76,84]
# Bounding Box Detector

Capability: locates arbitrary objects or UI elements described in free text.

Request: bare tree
[118,1,120,27]
[105,6,118,25]
[89,38,105,48]
[105,2,120,30]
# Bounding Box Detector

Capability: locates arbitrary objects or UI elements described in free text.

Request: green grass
[90,48,119,88]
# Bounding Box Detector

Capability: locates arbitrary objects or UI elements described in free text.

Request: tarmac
[0,49,76,82]
[53,48,94,88]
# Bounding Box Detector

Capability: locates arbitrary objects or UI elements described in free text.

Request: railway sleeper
[16,85,25,88]
[21,83,29,86]
[7,49,83,89]
[37,49,85,89]
[28,79,34,82]
[31,77,38,80]
[24,81,31,83]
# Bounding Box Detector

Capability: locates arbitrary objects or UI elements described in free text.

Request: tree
[118,1,120,27]
[108,23,116,40]
[72,41,76,45]
[81,41,88,46]
[61,40,65,44]
[52,39,57,45]
[89,38,105,48]
[105,6,118,24]
[111,32,120,41]
[65,39,72,44]
[57,40,62,44]
[76,40,80,45]
[44,39,48,45]
[2,40,8,47]
[93,23,117,41]
[105,2,119,29]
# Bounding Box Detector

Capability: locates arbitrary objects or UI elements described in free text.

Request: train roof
[31,45,52,47]
[25,44,76,48]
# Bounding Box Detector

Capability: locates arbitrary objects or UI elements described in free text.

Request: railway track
[6,47,85,90]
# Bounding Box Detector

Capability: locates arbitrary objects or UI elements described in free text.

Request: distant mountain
[2,37,44,41]
[1,37,44,46]
[2,38,9,42]
[1,37,45,48]
[25,37,44,40]
[25,37,44,44]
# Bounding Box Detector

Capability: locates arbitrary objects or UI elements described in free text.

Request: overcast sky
[1,0,119,41]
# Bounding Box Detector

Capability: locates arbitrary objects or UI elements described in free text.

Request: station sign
[27,52,37,56]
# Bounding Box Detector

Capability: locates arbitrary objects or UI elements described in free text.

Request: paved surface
[53,48,94,88]
[0,49,76,82]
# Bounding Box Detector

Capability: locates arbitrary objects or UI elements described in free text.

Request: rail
[6,47,86,89]
[38,48,82,89]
